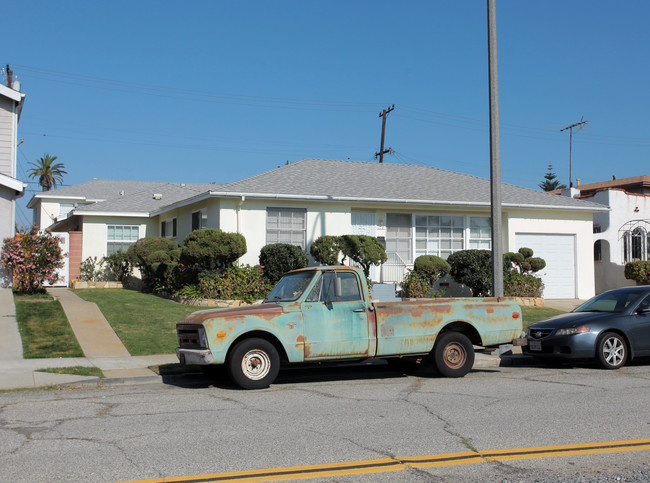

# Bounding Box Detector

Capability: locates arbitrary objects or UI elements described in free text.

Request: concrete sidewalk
[0,287,178,390]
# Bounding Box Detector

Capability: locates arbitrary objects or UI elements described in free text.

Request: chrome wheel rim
[603,337,625,367]
[443,342,466,369]
[241,350,271,380]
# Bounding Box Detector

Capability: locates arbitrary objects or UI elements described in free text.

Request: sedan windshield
[264,271,315,302]
[574,288,648,314]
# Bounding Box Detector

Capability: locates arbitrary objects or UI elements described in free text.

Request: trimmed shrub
[339,235,387,277]
[177,265,271,303]
[447,249,510,297]
[504,272,544,297]
[401,270,432,298]
[505,248,545,274]
[413,255,450,284]
[518,247,534,259]
[102,250,132,282]
[259,243,309,283]
[624,261,650,285]
[181,229,246,277]
[310,235,342,265]
[127,237,181,292]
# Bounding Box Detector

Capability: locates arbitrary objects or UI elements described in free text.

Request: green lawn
[37,366,105,378]
[14,297,84,358]
[73,289,199,355]
[521,306,566,329]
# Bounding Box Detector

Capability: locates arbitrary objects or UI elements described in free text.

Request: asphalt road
[1,360,649,482]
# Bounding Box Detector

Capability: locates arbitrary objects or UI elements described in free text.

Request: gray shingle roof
[38,159,608,217]
[214,159,607,211]
[34,179,215,213]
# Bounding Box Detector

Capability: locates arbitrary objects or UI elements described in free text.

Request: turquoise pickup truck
[176,266,522,389]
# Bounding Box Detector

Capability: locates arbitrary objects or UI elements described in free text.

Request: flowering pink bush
[1,227,64,294]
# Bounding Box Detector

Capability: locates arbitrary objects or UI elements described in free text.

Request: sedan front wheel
[597,332,627,370]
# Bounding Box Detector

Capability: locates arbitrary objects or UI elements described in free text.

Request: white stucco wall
[591,189,649,293]
[81,216,153,261]
[219,198,351,267]
[506,209,595,299]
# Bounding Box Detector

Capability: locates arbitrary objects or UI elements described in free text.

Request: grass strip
[37,366,104,378]
[73,289,198,355]
[15,297,84,358]
[521,306,566,329]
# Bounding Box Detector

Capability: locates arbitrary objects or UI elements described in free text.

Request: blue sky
[5,1,650,227]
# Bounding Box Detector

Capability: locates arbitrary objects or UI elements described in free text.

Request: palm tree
[28,153,67,191]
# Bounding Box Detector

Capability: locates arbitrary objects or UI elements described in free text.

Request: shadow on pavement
[158,359,460,390]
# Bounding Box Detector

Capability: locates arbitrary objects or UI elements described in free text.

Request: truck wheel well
[439,322,482,346]
[228,331,289,364]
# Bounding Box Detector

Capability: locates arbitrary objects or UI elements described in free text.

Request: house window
[161,218,177,239]
[468,217,492,250]
[387,213,413,263]
[266,208,307,249]
[107,225,140,255]
[191,209,207,231]
[58,203,75,218]
[623,227,649,262]
[414,215,465,260]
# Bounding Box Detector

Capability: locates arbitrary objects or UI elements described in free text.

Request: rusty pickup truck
[176,266,522,389]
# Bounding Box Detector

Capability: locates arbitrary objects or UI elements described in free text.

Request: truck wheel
[227,338,280,389]
[432,332,475,378]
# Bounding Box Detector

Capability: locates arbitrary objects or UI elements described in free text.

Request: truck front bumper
[176,348,215,365]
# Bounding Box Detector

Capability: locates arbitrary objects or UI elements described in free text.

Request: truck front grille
[177,325,204,349]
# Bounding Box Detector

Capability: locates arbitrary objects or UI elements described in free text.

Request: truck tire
[432,332,475,378]
[227,338,280,389]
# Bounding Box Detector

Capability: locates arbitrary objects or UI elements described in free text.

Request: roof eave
[209,191,609,212]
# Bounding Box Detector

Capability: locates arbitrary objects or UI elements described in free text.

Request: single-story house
[0,76,26,286]
[559,176,650,294]
[30,159,608,299]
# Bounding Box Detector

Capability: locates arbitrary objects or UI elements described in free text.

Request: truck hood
[179,303,284,324]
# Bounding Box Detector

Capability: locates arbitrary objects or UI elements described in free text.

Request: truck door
[301,270,373,359]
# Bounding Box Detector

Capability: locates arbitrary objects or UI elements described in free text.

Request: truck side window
[337,272,362,302]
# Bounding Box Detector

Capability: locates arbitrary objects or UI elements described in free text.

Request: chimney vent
[153,193,163,200]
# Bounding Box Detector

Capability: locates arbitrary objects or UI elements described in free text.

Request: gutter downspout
[236,196,245,267]
[236,195,245,234]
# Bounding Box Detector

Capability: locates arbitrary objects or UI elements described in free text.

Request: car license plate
[529,340,542,351]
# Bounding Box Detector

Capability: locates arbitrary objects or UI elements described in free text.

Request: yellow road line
[119,438,650,483]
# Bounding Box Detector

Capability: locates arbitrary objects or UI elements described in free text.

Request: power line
[561,118,588,187]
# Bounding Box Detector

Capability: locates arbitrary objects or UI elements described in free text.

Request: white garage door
[515,233,575,299]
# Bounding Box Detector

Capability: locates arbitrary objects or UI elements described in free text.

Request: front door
[301,271,372,359]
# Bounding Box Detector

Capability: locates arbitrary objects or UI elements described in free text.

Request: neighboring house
[30,159,608,299]
[0,74,26,285]
[560,176,650,294]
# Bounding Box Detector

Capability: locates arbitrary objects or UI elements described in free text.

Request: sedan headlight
[555,326,590,336]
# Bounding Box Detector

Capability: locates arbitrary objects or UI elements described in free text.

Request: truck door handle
[353,308,366,313]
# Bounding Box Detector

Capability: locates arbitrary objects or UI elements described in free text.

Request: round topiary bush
[413,255,451,284]
[310,235,342,265]
[259,243,309,283]
[181,228,247,276]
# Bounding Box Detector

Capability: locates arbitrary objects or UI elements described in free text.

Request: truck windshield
[264,271,315,302]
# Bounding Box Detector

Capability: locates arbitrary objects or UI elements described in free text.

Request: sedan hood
[528,311,612,329]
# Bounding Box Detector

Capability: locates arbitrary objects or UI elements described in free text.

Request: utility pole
[375,104,394,163]
[487,0,503,297]
[560,118,588,188]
